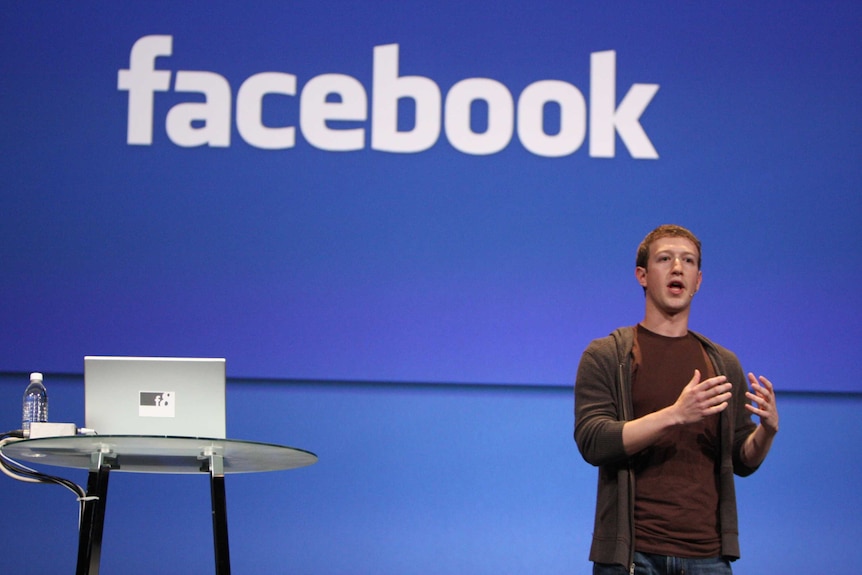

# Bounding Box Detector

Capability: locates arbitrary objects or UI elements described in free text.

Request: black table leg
[208,453,231,575]
[76,461,111,575]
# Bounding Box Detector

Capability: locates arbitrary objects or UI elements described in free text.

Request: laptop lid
[84,356,226,438]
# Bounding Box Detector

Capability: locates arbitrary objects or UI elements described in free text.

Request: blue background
[1,1,861,573]
[2,1,860,391]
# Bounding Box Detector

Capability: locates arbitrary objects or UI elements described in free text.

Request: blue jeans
[593,552,732,575]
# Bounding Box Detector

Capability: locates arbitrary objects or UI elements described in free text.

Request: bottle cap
[30,372,43,382]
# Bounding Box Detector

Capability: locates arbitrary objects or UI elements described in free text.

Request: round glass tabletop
[0,435,318,474]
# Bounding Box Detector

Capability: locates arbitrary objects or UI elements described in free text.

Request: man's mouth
[668,280,685,295]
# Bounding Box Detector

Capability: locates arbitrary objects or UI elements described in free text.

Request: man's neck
[641,309,690,337]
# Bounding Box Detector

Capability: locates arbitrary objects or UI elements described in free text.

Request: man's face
[636,236,703,317]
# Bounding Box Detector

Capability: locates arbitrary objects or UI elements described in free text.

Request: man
[574,224,778,575]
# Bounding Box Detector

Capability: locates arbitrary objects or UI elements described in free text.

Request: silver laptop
[84,356,226,438]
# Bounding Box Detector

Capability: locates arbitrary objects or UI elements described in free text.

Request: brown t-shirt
[631,324,721,557]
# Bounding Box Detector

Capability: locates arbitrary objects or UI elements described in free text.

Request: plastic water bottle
[22,372,48,437]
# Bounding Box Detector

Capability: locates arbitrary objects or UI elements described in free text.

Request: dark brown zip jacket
[574,326,760,568]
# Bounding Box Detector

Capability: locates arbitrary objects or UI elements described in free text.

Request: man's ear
[635,266,648,289]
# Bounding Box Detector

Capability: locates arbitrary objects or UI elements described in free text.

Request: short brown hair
[636,224,702,270]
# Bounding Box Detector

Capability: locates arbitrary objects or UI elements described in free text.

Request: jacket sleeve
[574,337,629,467]
[716,344,760,477]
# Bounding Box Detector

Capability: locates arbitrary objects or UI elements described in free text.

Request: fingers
[687,369,702,387]
[701,375,731,398]
[745,373,779,433]
[677,371,733,424]
[694,373,731,412]
[744,402,764,416]
[709,390,732,411]
[748,373,774,392]
[747,373,775,403]
[692,370,726,389]
[680,371,778,430]
[756,374,775,395]
[707,401,730,415]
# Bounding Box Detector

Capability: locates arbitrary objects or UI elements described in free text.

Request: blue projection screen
[1,2,860,392]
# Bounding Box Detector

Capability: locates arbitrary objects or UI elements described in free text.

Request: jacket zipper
[617,355,636,574]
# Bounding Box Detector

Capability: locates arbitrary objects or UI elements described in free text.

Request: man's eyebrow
[653,248,697,257]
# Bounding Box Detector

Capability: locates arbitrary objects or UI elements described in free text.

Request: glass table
[1,435,318,575]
